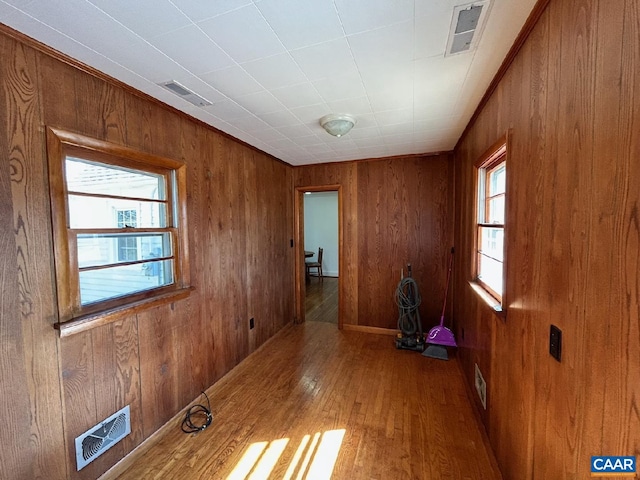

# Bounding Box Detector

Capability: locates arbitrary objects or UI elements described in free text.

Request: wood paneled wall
[294,155,453,330]
[453,0,640,478]
[0,28,294,480]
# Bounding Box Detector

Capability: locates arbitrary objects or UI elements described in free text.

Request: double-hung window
[475,138,507,304]
[47,128,190,333]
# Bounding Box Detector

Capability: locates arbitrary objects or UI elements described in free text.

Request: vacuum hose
[395,274,422,337]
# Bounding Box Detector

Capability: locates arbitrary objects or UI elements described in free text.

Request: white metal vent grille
[159,80,213,107]
[75,405,131,471]
[446,1,492,56]
[474,363,487,410]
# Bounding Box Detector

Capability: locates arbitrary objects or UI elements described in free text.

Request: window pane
[66,158,166,200]
[79,260,174,305]
[77,233,171,268]
[489,164,505,195]
[478,254,503,296]
[479,226,504,262]
[116,209,137,228]
[487,196,505,224]
[68,195,167,229]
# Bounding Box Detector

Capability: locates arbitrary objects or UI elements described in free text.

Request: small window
[47,128,190,328]
[475,137,507,304]
[115,209,139,261]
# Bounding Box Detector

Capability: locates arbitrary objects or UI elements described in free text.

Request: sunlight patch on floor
[227,429,346,480]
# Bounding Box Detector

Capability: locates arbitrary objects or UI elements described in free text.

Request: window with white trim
[475,139,507,304]
[47,128,190,328]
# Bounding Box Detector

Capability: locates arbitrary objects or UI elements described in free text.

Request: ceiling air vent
[160,80,212,107]
[446,1,492,56]
[74,405,131,471]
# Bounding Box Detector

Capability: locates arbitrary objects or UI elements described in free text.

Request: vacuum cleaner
[423,248,457,360]
[395,264,426,352]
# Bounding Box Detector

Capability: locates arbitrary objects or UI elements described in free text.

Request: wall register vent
[159,80,213,107]
[74,405,131,471]
[474,363,487,410]
[446,1,492,56]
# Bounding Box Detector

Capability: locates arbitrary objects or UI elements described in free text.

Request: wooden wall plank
[177,120,210,397]
[60,331,99,478]
[207,136,248,374]
[0,34,33,478]
[90,319,143,455]
[577,0,640,470]
[39,54,79,130]
[137,304,181,438]
[60,321,142,480]
[531,0,596,477]
[245,152,294,351]
[3,33,68,480]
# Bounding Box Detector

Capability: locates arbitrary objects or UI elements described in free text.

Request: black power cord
[181,391,213,434]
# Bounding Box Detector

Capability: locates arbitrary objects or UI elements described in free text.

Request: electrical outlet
[249,317,254,329]
[549,325,562,362]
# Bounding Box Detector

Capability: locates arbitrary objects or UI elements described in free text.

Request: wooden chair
[305,247,323,282]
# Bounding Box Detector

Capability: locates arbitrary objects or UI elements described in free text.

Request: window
[475,137,507,304]
[116,209,138,261]
[47,128,190,332]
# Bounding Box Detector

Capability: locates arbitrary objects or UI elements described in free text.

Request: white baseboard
[322,270,338,277]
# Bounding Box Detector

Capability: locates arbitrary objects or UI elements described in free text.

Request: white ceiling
[0,0,536,166]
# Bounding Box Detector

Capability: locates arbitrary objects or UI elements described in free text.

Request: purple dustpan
[426,322,457,347]
[423,318,457,360]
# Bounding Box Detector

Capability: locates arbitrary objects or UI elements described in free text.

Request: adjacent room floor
[305,276,338,324]
[108,318,501,479]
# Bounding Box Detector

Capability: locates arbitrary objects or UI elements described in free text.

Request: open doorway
[304,191,338,324]
[294,185,342,328]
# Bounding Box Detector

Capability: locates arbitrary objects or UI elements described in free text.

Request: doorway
[294,185,342,328]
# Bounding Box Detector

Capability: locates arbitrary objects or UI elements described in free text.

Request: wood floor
[305,276,338,324]
[106,321,501,480]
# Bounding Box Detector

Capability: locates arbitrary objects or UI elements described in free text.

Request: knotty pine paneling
[294,155,453,330]
[0,24,294,479]
[453,0,640,478]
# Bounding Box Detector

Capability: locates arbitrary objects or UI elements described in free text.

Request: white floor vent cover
[474,363,487,410]
[75,405,131,471]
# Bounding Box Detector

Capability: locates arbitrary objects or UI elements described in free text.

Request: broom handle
[440,248,454,325]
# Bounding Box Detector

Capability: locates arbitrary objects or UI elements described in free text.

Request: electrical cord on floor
[181,391,213,434]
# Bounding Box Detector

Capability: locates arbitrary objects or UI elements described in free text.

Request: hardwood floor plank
[108,322,501,480]
[305,276,338,324]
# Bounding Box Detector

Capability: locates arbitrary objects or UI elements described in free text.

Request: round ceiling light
[319,114,356,137]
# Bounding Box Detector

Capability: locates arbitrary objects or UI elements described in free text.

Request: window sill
[55,286,193,338]
[468,281,506,320]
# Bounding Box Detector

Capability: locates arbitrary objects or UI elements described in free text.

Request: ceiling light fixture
[319,114,356,137]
